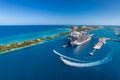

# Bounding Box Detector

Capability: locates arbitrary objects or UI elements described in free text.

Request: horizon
[0,24,120,26]
[0,0,120,25]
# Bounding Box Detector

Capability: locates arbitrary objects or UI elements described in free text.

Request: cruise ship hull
[70,36,91,46]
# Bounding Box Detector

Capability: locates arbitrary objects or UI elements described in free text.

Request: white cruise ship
[68,26,92,46]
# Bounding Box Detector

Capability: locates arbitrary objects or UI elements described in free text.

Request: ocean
[0,25,120,80]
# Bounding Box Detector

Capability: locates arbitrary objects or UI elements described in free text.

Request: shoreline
[0,32,69,54]
[0,41,44,54]
[0,26,100,54]
[0,35,67,54]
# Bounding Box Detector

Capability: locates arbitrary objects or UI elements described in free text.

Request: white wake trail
[53,50,85,62]
[60,56,111,68]
[53,50,111,68]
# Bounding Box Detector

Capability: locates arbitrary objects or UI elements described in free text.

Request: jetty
[90,37,109,56]
[94,37,107,49]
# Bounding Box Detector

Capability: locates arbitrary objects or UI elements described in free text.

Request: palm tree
[9,42,20,48]
[0,45,8,52]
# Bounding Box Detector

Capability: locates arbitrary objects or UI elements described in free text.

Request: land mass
[0,26,102,54]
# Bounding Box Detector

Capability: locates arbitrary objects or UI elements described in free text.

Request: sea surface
[0,25,120,80]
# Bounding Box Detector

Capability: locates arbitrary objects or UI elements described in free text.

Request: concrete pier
[90,37,108,56]
[93,37,107,49]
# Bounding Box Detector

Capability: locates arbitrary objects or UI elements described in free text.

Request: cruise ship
[68,26,93,46]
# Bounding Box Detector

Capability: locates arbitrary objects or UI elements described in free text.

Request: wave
[53,50,85,62]
[53,50,112,68]
[61,56,111,68]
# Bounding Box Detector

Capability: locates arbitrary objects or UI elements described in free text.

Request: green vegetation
[76,26,102,32]
[0,39,42,53]
[0,26,101,54]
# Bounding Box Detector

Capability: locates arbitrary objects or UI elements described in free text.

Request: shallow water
[0,25,69,44]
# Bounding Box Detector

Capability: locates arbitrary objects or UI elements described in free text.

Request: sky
[0,0,120,25]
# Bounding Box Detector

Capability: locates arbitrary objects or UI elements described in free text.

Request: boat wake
[53,50,85,62]
[60,56,111,68]
[53,50,111,68]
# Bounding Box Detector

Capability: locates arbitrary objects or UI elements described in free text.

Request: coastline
[0,32,69,54]
[0,41,44,54]
[0,35,68,54]
[0,26,100,54]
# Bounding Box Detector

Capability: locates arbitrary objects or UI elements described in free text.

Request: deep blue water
[0,25,120,80]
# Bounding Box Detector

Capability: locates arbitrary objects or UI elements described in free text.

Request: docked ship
[68,26,93,46]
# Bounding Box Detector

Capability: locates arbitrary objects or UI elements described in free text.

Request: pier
[94,37,107,49]
[90,37,109,56]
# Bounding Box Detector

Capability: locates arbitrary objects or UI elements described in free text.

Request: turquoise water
[0,25,69,44]
[0,25,120,80]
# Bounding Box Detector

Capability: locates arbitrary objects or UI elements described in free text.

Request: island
[0,26,102,54]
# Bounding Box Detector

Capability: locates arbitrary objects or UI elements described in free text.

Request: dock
[93,37,107,49]
[90,37,108,56]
